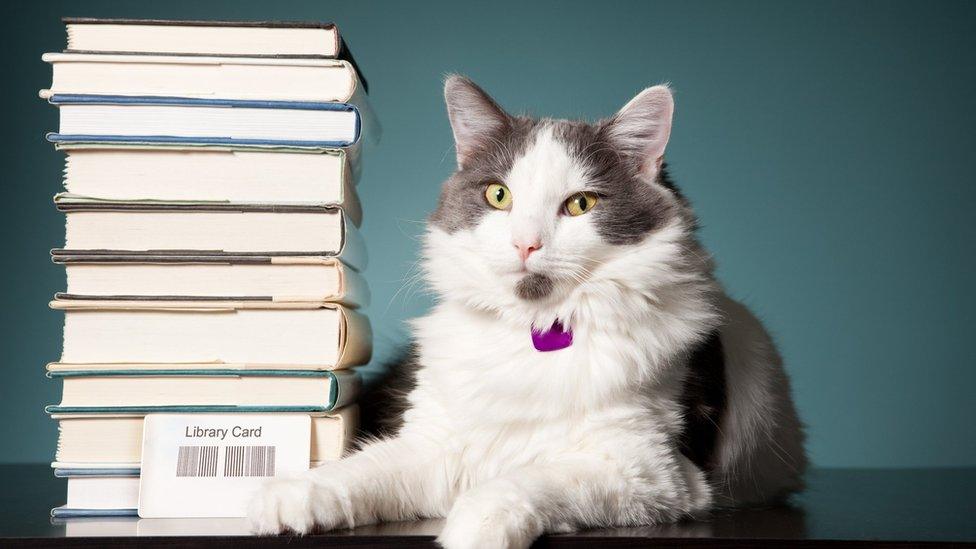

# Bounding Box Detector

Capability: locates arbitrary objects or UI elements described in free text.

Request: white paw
[437,495,541,549]
[247,474,348,535]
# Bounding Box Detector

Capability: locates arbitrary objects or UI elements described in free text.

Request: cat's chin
[514,273,555,301]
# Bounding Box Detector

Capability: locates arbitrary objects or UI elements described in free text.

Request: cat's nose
[513,238,542,262]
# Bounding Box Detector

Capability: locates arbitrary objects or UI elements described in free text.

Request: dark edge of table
[3,536,975,548]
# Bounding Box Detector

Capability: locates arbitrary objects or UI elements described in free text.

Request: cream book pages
[62,257,369,307]
[56,102,358,143]
[66,476,139,510]
[42,54,360,102]
[62,208,346,254]
[62,518,253,537]
[52,209,368,271]
[65,19,343,57]
[57,374,338,408]
[62,148,357,207]
[53,301,372,368]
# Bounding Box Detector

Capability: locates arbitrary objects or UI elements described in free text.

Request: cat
[248,76,807,548]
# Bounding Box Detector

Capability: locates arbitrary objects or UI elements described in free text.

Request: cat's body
[249,77,806,548]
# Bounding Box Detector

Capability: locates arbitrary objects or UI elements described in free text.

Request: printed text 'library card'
[139,414,311,518]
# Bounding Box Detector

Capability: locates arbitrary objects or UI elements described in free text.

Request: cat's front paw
[438,494,542,549]
[248,474,348,535]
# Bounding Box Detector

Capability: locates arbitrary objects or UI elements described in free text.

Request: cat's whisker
[383,257,431,317]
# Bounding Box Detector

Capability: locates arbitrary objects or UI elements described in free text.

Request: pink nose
[514,239,542,262]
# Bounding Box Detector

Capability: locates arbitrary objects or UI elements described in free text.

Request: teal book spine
[45,369,360,415]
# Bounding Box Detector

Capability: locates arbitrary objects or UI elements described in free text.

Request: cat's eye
[564,192,598,216]
[485,182,512,209]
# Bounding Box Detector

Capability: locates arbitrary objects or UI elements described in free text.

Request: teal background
[1,1,973,468]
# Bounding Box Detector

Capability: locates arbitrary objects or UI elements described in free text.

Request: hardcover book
[45,94,372,148]
[52,299,372,368]
[42,52,367,102]
[62,18,358,62]
[56,517,254,535]
[51,467,139,518]
[56,255,368,307]
[45,368,360,414]
[54,195,366,269]
[60,147,362,221]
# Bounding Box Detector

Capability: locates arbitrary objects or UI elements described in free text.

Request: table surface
[1,465,973,547]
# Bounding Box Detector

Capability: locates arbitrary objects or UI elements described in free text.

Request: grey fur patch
[429,116,541,233]
[515,273,554,300]
[553,121,680,245]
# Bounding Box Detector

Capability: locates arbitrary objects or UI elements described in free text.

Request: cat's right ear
[444,75,510,169]
[605,85,675,181]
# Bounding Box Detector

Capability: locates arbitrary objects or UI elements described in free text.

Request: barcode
[176,445,218,477]
[175,445,276,477]
[224,445,276,477]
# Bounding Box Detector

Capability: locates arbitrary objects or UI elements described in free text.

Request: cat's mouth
[514,273,554,301]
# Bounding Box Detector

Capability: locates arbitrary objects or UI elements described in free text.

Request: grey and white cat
[249,76,807,548]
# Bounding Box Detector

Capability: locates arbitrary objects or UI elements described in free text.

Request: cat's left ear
[605,85,674,180]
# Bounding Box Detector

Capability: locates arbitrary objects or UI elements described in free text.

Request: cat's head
[424,76,698,323]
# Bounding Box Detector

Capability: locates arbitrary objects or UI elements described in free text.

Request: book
[46,95,364,148]
[55,196,365,267]
[60,148,360,217]
[42,53,366,103]
[52,299,372,368]
[56,256,369,307]
[56,470,139,517]
[62,18,353,60]
[57,517,254,535]
[45,368,360,414]
[52,407,357,466]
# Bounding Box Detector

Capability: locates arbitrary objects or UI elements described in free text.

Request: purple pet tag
[531,321,573,352]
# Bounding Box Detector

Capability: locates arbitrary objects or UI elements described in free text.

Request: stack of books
[41,18,375,518]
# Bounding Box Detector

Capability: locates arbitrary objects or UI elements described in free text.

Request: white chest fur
[409,303,684,442]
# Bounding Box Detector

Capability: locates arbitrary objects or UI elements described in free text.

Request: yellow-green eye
[485,182,512,209]
[564,192,598,216]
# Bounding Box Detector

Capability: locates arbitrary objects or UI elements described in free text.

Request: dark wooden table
[1,465,973,547]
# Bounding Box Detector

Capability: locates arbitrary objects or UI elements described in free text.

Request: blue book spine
[46,94,363,148]
[51,506,138,518]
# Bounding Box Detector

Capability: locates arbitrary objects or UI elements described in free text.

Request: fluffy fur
[249,76,807,548]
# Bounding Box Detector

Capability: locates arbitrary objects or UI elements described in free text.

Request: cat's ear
[605,85,674,180]
[444,75,510,168]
